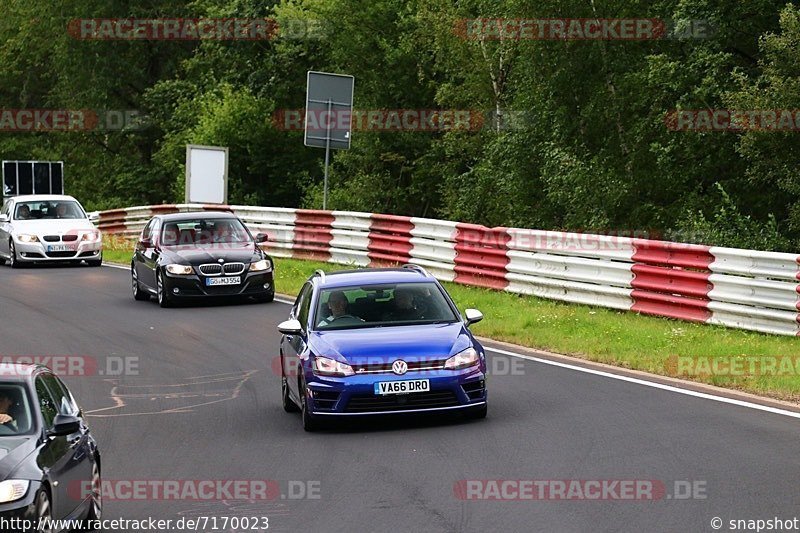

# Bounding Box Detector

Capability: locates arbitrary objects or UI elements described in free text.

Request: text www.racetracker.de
[0,516,270,531]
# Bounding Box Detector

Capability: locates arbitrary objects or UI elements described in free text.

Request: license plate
[206,276,241,286]
[47,245,74,252]
[374,379,430,395]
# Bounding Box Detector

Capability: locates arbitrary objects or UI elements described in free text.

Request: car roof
[0,363,48,381]
[9,195,78,203]
[315,267,436,289]
[156,211,237,222]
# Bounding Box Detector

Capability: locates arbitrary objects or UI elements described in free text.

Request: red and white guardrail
[93,204,800,336]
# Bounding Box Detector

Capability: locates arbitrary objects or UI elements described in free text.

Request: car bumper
[304,367,487,416]
[15,239,102,263]
[163,270,274,298]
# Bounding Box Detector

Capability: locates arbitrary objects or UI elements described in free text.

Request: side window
[35,377,58,429]
[149,219,161,244]
[296,283,313,330]
[43,375,78,416]
[141,220,153,242]
[0,202,8,216]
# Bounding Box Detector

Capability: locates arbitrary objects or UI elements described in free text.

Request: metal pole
[323,98,332,210]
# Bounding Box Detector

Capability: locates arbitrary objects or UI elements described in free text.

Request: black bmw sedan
[0,364,101,529]
[131,211,275,307]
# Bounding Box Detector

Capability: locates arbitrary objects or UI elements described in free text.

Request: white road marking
[485,346,800,420]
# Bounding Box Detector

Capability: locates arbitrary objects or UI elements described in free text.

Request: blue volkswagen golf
[277,265,487,431]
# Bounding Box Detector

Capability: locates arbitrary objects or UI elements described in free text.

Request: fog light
[173,288,180,294]
[263,283,270,289]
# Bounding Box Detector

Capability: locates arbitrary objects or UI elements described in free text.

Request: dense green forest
[1,0,799,251]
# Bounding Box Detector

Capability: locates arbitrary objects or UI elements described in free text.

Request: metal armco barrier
[93,204,800,336]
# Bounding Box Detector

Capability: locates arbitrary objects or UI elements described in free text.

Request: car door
[134,219,153,285]
[45,375,93,511]
[284,282,313,400]
[136,218,160,289]
[0,200,12,256]
[34,374,85,519]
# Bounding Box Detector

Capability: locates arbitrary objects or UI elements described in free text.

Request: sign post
[2,161,64,198]
[185,145,229,205]
[304,71,354,210]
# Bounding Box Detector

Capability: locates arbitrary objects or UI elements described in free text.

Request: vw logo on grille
[392,360,408,375]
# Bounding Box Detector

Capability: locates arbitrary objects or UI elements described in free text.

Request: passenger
[16,205,31,220]
[318,291,364,327]
[384,287,423,322]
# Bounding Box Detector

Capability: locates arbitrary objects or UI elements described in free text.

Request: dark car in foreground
[277,265,487,431]
[131,211,275,307]
[0,364,101,530]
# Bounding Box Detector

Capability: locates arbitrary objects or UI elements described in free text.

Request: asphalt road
[0,263,798,533]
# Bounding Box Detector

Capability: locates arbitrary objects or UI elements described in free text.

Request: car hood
[161,243,259,264]
[309,322,474,365]
[0,436,36,480]
[12,219,95,235]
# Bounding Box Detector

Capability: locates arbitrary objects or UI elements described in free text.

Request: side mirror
[277,319,303,335]
[48,414,81,437]
[255,233,269,244]
[87,213,99,222]
[139,238,152,249]
[464,308,483,326]
[0,214,7,223]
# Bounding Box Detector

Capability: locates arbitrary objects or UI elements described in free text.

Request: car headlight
[250,259,272,272]
[16,234,38,243]
[312,356,355,377]
[0,479,29,503]
[81,230,101,242]
[444,347,480,370]
[166,264,193,275]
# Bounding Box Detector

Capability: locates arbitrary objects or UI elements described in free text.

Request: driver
[55,203,69,218]
[318,291,364,327]
[0,390,18,431]
[16,205,31,220]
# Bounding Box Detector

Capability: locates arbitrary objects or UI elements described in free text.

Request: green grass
[104,247,800,401]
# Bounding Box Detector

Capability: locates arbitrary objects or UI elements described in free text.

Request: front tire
[157,270,174,308]
[87,253,103,267]
[82,460,102,529]
[35,489,54,533]
[282,376,299,413]
[465,403,488,420]
[8,241,22,269]
[131,265,149,301]
[255,292,275,304]
[301,382,321,432]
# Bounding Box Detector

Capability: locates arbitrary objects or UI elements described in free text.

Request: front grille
[62,234,78,242]
[45,251,78,258]
[313,391,340,410]
[353,358,448,374]
[462,379,486,401]
[43,235,60,242]
[344,390,459,413]
[223,262,246,275]
[199,264,223,276]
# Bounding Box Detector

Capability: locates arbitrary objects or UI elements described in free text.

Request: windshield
[313,282,459,331]
[14,200,84,220]
[0,384,34,436]
[161,218,252,246]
